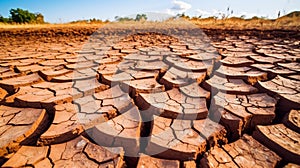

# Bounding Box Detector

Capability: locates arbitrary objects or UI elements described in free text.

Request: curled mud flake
[254,124,300,164]
[0,105,48,156]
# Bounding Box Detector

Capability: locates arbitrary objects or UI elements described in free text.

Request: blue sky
[0,0,299,23]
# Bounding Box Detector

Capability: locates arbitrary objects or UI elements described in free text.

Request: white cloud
[171,0,192,11]
[166,0,192,15]
[165,9,174,15]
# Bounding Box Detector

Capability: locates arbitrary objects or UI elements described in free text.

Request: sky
[0,0,299,23]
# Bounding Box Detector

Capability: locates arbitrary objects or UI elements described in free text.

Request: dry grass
[190,16,300,30]
[0,15,299,31]
[0,22,105,30]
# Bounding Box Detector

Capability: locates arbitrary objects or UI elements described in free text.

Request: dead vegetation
[189,13,300,30]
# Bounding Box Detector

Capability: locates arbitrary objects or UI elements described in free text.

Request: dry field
[0,21,299,167]
[191,16,300,30]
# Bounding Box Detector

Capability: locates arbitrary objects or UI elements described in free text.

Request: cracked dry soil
[0,24,299,168]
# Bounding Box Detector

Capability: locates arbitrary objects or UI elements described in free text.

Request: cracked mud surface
[0,24,299,167]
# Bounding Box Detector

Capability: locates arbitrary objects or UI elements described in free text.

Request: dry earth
[0,22,299,168]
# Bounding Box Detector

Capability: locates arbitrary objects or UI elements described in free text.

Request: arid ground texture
[0,22,299,168]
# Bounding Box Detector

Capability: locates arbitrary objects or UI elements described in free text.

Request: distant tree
[9,8,44,23]
[118,17,134,21]
[0,15,11,23]
[135,14,147,21]
[114,16,120,21]
[89,18,104,23]
[10,8,36,23]
[176,13,190,19]
[135,14,141,21]
[114,14,148,22]
[35,13,44,23]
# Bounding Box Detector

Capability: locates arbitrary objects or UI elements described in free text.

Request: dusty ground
[0,23,299,168]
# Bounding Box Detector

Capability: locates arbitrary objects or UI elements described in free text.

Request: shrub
[0,8,45,24]
[0,15,11,23]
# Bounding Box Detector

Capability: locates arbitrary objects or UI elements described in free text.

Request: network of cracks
[0,25,299,168]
